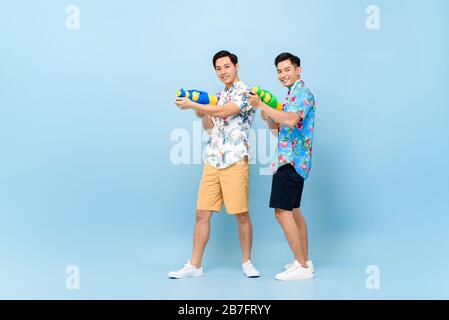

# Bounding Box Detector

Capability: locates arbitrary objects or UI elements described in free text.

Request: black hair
[274,52,301,68]
[213,50,238,67]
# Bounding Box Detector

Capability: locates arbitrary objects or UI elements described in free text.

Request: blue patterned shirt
[271,79,316,179]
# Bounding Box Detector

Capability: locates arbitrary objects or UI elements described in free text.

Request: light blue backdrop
[1,0,448,299]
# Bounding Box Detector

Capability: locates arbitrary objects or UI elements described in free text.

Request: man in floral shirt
[248,52,316,281]
[170,50,260,279]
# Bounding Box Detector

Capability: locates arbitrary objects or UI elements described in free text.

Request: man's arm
[191,101,241,118]
[265,115,279,130]
[259,103,300,128]
[248,91,302,128]
[202,115,213,131]
[260,110,279,136]
[195,111,214,131]
[175,96,241,118]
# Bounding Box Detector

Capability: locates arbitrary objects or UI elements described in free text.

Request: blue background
[1,0,448,299]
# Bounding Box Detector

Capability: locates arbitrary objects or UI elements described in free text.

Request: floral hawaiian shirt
[271,79,316,179]
[205,81,255,169]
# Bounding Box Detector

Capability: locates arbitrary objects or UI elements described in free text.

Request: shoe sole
[275,274,314,281]
[284,268,315,273]
[168,273,203,279]
[284,265,315,273]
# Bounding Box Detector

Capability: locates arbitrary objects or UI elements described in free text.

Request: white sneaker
[242,260,260,278]
[168,260,203,279]
[284,259,314,272]
[275,260,314,281]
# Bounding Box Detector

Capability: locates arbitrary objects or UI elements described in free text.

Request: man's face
[215,56,238,86]
[277,59,301,88]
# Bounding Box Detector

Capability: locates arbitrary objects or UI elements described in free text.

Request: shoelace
[178,263,194,273]
[285,264,301,274]
[244,263,256,272]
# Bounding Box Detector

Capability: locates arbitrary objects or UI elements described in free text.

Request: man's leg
[275,208,308,267]
[293,208,309,261]
[191,209,213,268]
[220,157,253,263]
[235,211,252,263]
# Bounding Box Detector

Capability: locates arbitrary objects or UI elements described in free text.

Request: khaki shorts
[196,157,249,214]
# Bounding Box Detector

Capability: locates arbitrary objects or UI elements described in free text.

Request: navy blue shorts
[269,164,305,211]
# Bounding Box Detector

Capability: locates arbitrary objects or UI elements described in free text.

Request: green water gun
[251,86,283,110]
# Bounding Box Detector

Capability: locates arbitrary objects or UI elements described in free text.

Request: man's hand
[174,97,194,110]
[260,110,270,121]
[195,110,205,118]
[247,91,262,108]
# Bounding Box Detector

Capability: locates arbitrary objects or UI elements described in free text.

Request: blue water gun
[176,88,218,105]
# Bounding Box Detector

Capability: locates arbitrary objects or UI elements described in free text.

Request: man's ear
[235,63,239,72]
[297,66,301,76]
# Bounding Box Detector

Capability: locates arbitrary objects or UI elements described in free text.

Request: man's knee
[293,208,306,224]
[235,211,250,224]
[196,209,212,222]
[275,209,291,223]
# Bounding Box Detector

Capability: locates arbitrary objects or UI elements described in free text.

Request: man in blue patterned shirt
[248,53,316,281]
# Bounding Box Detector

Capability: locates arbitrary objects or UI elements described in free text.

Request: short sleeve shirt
[271,79,316,179]
[205,81,255,169]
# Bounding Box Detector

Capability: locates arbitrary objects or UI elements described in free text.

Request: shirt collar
[224,80,242,92]
[288,79,305,94]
